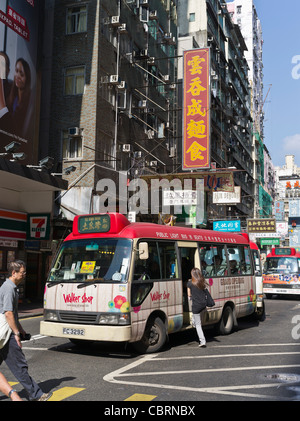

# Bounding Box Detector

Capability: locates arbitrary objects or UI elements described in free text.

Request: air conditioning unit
[140,0,149,6]
[150,160,158,167]
[138,100,147,108]
[162,74,170,82]
[118,23,127,33]
[134,151,142,158]
[68,127,81,136]
[147,130,155,139]
[164,32,172,40]
[149,10,158,20]
[169,146,176,157]
[147,57,156,65]
[111,16,120,26]
[117,81,127,90]
[169,83,176,90]
[122,144,132,153]
[139,49,149,58]
[109,75,121,85]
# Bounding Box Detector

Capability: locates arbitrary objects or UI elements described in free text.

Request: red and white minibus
[40,213,260,352]
[263,247,300,298]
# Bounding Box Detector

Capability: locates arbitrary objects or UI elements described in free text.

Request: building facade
[42,0,178,222]
[177,0,254,227]
[0,0,68,300]
[226,0,274,218]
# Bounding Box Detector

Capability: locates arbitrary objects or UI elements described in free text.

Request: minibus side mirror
[138,242,149,260]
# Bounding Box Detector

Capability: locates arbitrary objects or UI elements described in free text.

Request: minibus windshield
[264,257,300,275]
[48,238,132,284]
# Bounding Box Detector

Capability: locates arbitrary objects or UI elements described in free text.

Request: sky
[254,0,300,167]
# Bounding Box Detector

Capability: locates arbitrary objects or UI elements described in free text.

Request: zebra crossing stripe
[124,393,157,401]
[48,387,85,401]
[7,383,85,401]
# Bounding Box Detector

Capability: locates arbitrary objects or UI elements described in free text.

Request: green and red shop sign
[0,209,50,241]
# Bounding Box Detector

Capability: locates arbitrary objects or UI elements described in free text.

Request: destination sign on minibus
[78,214,110,233]
[272,247,295,256]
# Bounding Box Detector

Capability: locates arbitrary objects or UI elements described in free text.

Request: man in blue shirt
[0,260,52,401]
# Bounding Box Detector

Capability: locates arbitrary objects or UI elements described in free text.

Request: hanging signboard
[182,48,210,170]
[247,218,276,233]
[213,220,241,232]
[213,187,241,204]
[274,200,285,221]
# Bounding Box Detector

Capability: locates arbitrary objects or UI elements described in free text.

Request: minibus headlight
[44,310,59,321]
[98,313,130,325]
[99,314,119,325]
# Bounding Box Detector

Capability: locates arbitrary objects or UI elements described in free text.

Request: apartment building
[41,0,178,221]
[227,0,274,218]
[177,0,254,226]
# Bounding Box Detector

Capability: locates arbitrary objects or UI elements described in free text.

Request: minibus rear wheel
[217,305,234,335]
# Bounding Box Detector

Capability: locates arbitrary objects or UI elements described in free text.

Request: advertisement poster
[182,48,210,170]
[0,0,41,163]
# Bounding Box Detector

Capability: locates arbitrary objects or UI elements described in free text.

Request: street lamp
[27,156,54,171]
[51,165,76,176]
[0,141,22,157]
[10,152,27,161]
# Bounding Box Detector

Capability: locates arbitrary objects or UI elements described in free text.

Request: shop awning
[0,157,68,193]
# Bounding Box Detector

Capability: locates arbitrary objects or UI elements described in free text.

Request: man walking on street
[0,371,22,401]
[0,260,52,401]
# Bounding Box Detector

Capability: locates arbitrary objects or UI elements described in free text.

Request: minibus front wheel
[133,316,167,354]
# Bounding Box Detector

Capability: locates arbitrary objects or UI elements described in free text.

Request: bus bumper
[263,286,300,295]
[40,321,131,342]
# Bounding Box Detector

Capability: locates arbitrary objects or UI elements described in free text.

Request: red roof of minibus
[66,213,250,244]
[266,248,300,258]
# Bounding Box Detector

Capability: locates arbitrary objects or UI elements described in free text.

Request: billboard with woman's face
[0,0,41,164]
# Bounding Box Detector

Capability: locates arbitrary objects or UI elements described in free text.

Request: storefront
[0,158,67,301]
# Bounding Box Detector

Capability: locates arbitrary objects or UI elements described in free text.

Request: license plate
[63,328,85,336]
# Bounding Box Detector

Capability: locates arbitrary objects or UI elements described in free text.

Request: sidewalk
[18,300,44,319]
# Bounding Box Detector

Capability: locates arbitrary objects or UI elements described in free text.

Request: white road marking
[114,363,300,378]
[211,343,300,348]
[103,347,300,400]
[23,334,47,342]
[151,351,300,361]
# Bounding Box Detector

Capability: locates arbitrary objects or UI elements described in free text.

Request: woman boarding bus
[263,247,300,298]
[41,213,260,353]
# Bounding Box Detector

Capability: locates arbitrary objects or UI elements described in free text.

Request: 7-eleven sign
[27,214,50,240]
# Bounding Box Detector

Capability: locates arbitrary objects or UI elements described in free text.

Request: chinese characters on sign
[247,219,276,233]
[274,200,285,221]
[0,6,30,41]
[213,220,241,232]
[183,48,210,170]
[78,215,110,233]
[213,187,241,204]
[163,190,197,206]
[289,199,300,217]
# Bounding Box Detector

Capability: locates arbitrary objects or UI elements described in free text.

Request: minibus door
[178,242,200,325]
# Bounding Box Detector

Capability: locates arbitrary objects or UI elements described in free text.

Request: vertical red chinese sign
[182,48,210,170]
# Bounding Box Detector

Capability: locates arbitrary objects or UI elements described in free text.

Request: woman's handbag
[205,289,215,307]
